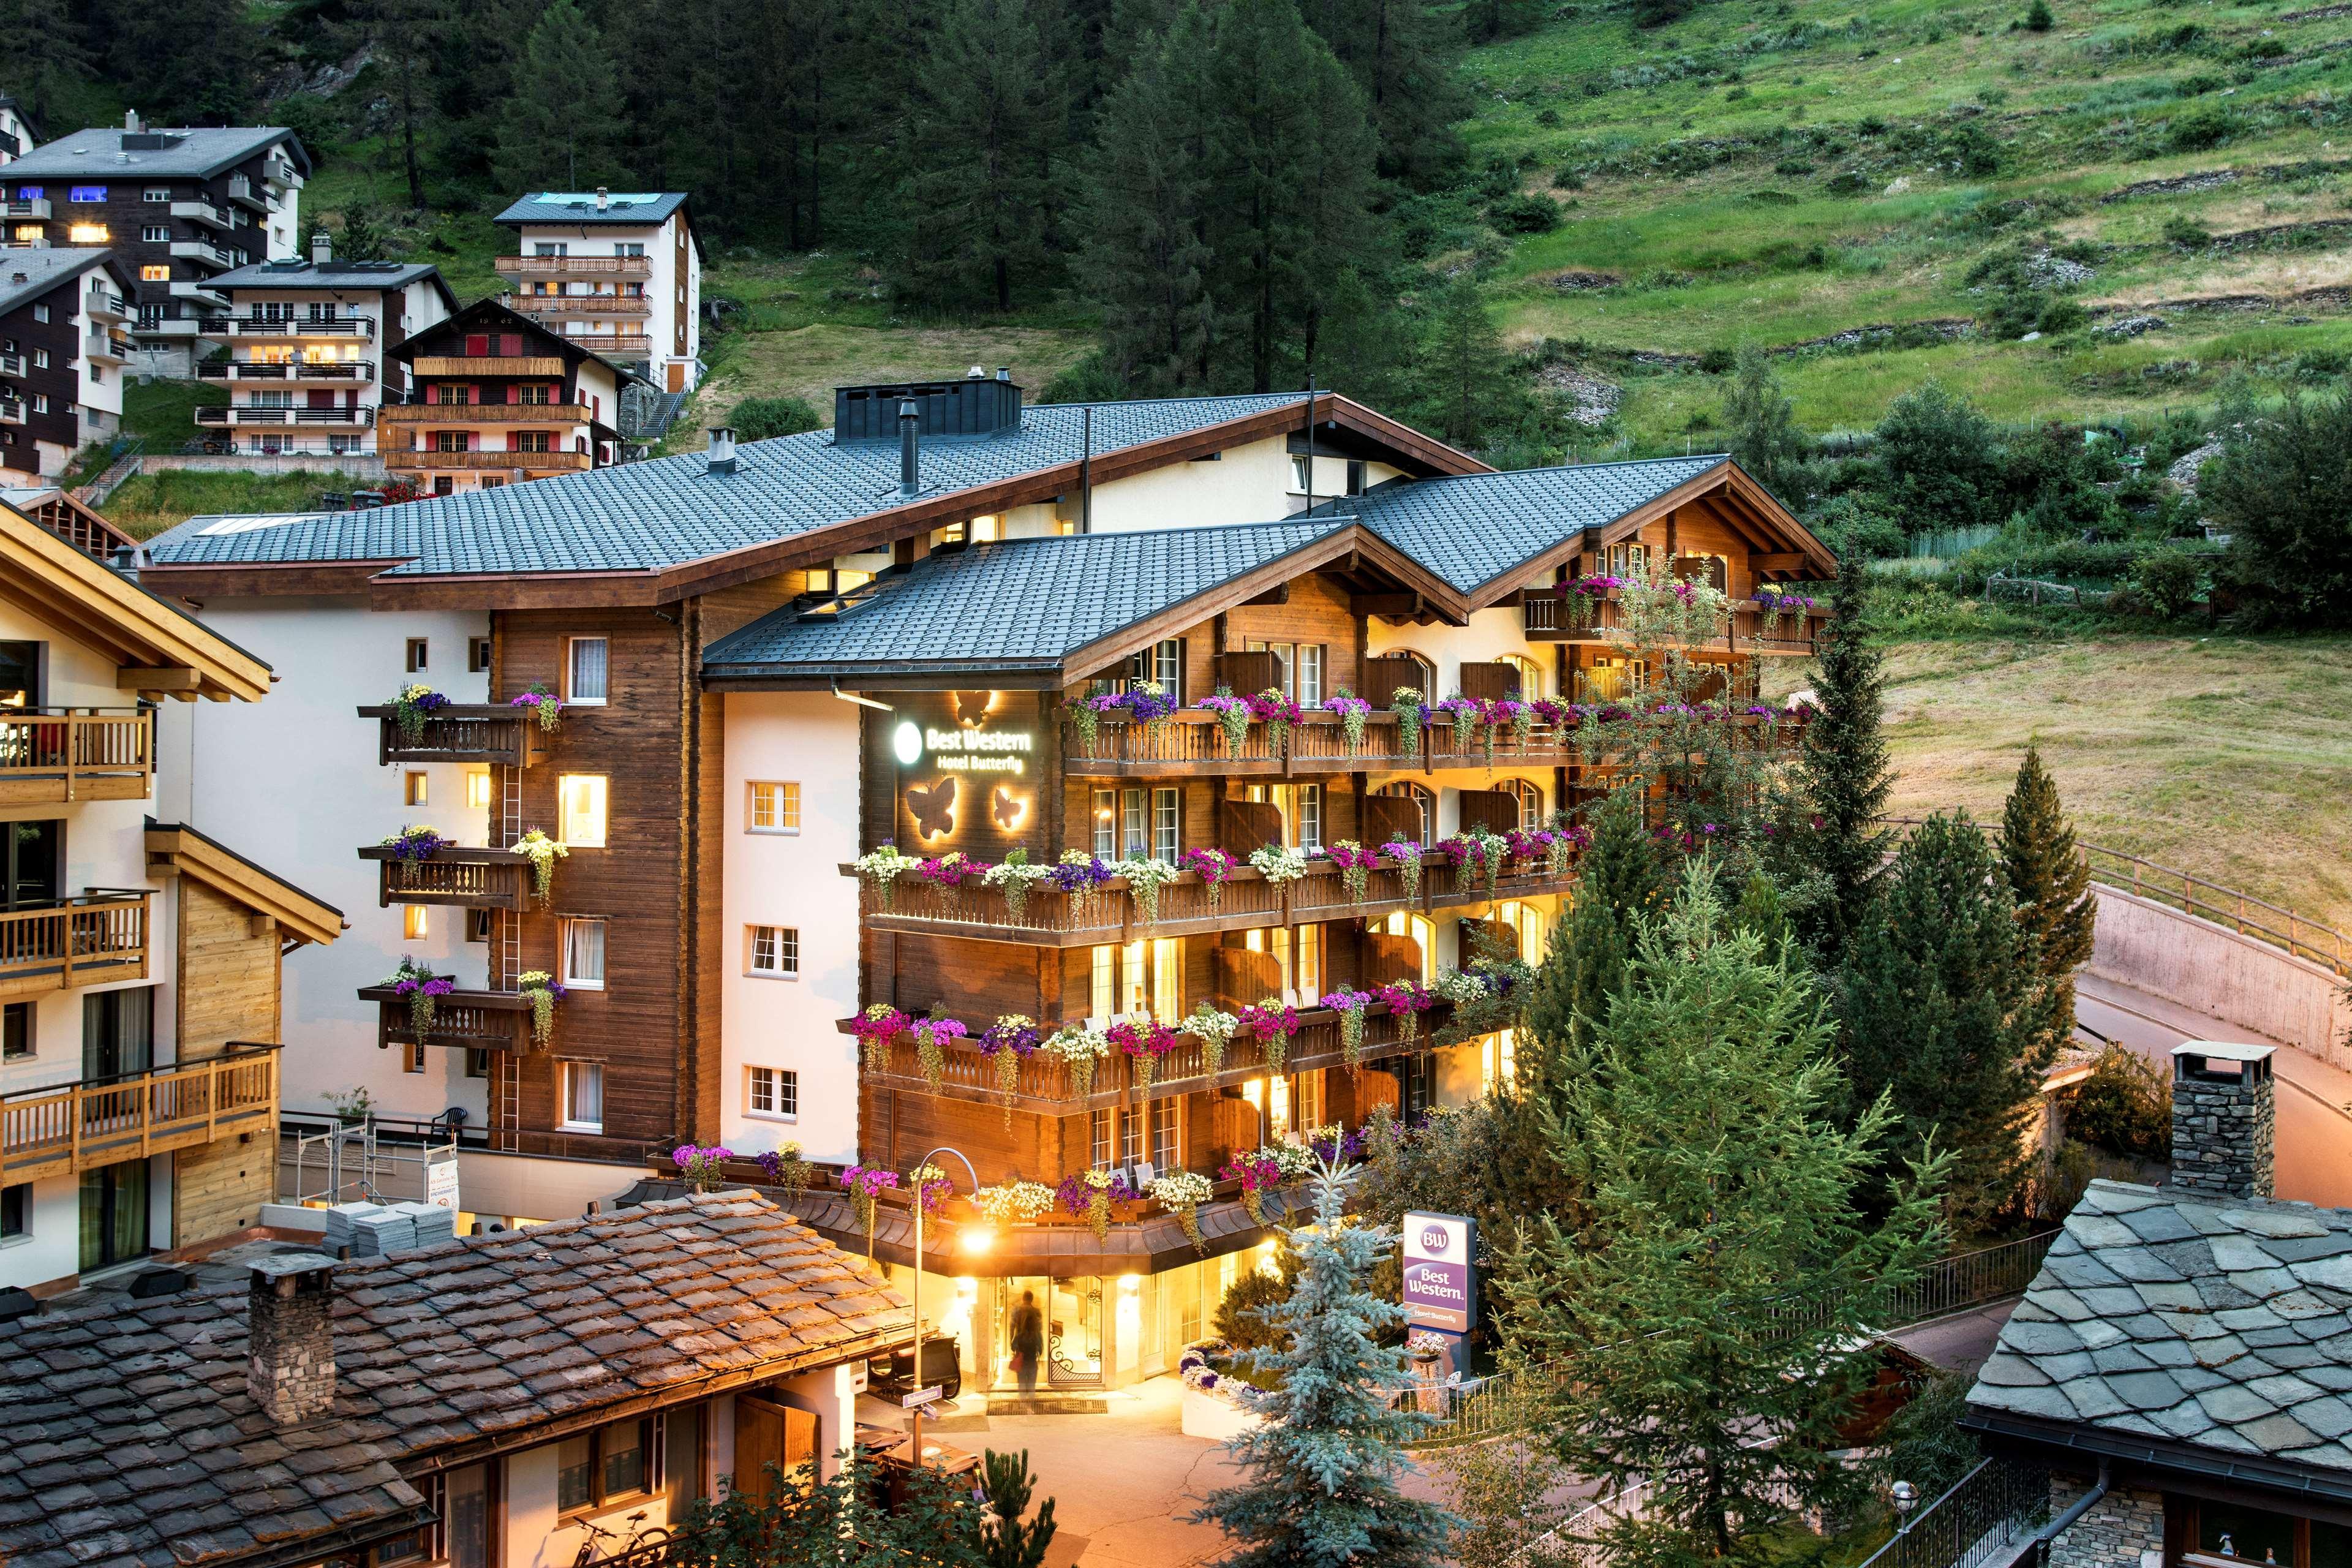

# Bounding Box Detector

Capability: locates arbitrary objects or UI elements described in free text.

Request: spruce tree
[1501,864,1949,1566]
[493,0,622,192]
[0,0,90,126]
[1795,564,1892,958]
[1838,813,2051,1226]
[1722,346,1809,501]
[1414,277,1523,454]
[1190,1160,1458,1568]
[1298,0,1467,187]
[1999,744,2096,1065]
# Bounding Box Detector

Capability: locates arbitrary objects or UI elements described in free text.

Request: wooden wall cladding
[1460,916,1517,962]
[875,932,1049,1020]
[1218,798,1283,857]
[1363,655,1425,702]
[1359,793,1422,849]
[861,1079,1061,1183]
[1212,946,1283,1011]
[1459,662,1525,703]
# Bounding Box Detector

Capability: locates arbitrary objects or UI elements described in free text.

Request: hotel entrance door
[995,1276,1104,1388]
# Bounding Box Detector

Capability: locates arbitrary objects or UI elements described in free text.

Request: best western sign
[1401,1210,1476,1333]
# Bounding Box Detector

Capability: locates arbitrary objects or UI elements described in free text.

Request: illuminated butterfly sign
[893,692,1036,844]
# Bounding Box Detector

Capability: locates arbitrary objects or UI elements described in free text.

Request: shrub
[2062,1046,2171,1159]
[1536,107,1562,126]
[2207,389,2352,627]
[2022,0,2053,30]
[2166,108,2236,152]
[1698,346,1737,374]
[1875,380,2005,532]
[728,396,822,441]
[2162,213,2210,249]
[1809,494,1907,559]
[1215,1268,1294,1351]
[1488,192,1564,233]
[2129,548,2204,617]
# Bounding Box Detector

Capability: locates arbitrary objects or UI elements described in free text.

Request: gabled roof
[0,503,271,700]
[0,485,137,561]
[1966,1178,2352,1488]
[384,295,645,383]
[704,518,1360,685]
[0,1192,908,1568]
[1306,454,1837,600]
[208,257,457,314]
[0,247,118,317]
[496,191,691,227]
[143,391,1477,608]
[145,821,345,947]
[7,124,307,181]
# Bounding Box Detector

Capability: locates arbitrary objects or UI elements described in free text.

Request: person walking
[1010,1289,1045,1394]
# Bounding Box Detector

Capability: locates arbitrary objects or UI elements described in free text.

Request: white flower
[1248,845,1310,884]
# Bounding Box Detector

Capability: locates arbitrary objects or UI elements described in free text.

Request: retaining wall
[137,453,388,480]
[2089,884,2352,1071]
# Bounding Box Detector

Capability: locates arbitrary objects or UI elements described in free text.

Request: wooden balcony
[496,255,653,279]
[379,404,594,426]
[359,845,532,910]
[0,1047,279,1184]
[846,852,1581,948]
[356,703,551,768]
[0,892,152,1000]
[1520,587,1828,656]
[358,986,535,1052]
[507,293,650,317]
[385,449,593,473]
[410,356,568,378]
[851,997,1458,1113]
[0,709,154,804]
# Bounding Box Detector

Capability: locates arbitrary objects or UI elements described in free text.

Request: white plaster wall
[772,1363,859,1480]
[718,693,862,1166]
[74,290,123,426]
[163,595,492,1126]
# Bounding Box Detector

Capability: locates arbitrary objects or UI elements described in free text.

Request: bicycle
[569,1509,671,1567]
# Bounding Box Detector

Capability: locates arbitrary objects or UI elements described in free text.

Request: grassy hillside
[1457,0,2352,444]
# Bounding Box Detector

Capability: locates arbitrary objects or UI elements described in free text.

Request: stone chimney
[2171,1043,2275,1199]
[311,232,332,266]
[246,1253,338,1423]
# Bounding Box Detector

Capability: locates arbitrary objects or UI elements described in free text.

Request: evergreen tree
[977,1449,1059,1568]
[1795,565,1892,957]
[1073,5,1217,390]
[1191,1159,1458,1568]
[896,0,1069,311]
[333,205,393,262]
[1299,0,1467,186]
[98,0,259,123]
[1999,744,2096,1065]
[1839,813,2051,1226]
[493,0,622,193]
[344,0,446,211]
[2205,388,2352,628]
[0,0,89,126]
[1721,346,1809,501]
[1501,864,1949,1567]
[1414,276,1523,454]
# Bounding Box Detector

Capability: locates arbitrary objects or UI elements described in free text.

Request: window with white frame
[1120,786,1146,859]
[1287,454,1310,494]
[1498,777,1543,832]
[567,636,609,705]
[1376,780,1435,846]
[1296,782,1322,850]
[1125,638,1183,701]
[1152,787,1180,862]
[747,1065,799,1119]
[466,770,491,810]
[562,918,607,989]
[557,774,608,846]
[1297,644,1324,707]
[560,1060,604,1133]
[1091,787,1117,858]
[748,781,801,834]
[1089,1107,1114,1169]
[747,924,799,978]
[1152,936,1180,1020]
[1501,653,1544,700]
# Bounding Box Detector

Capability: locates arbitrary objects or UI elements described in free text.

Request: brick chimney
[2171,1043,2275,1199]
[246,1253,338,1423]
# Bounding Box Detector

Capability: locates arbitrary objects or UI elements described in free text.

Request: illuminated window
[1297,644,1324,706]
[566,636,608,705]
[746,924,798,979]
[1297,783,1322,851]
[1152,936,1180,1020]
[1089,944,1116,1020]
[969,514,1000,542]
[1499,777,1543,831]
[1121,786,1146,858]
[747,781,800,834]
[1483,1029,1519,1093]
[562,918,606,990]
[1378,911,1438,984]
[559,1061,604,1133]
[1501,653,1544,699]
[1091,787,1117,857]
[402,905,428,940]
[466,771,491,810]
[139,265,169,282]
[747,1065,799,1118]
[404,771,427,806]
[557,775,608,847]
[1152,787,1180,861]
[1295,1067,1325,1131]
[67,224,109,244]
[1496,899,1545,960]
[1245,925,1322,1003]
[10,227,40,243]
[1120,939,1147,1013]
[67,186,106,203]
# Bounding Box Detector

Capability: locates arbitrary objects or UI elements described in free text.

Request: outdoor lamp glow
[959,1223,997,1255]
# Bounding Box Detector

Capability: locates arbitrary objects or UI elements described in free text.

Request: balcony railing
[854,997,1458,1112]
[379,402,593,424]
[84,329,130,364]
[496,255,653,279]
[0,349,23,375]
[358,986,535,1052]
[409,355,567,378]
[385,448,591,472]
[505,293,651,316]
[359,845,532,911]
[85,288,130,321]
[211,316,375,339]
[0,398,23,426]
[170,239,237,268]
[848,851,1583,948]
[170,198,228,230]
[0,1047,280,1184]
[0,709,154,804]
[196,405,375,426]
[0,891,151,999]
[197,360,376,382]
[356,703,550,768]
[227,175,267,209]
[1521,587,1828,655]
[0,198,52,219]
[1065,706,1812,777]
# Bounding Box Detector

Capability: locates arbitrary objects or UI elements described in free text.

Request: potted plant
[382,956,453,1041]
[517,970,565,1047]
[510,682,563,733]
[514,827,567,904]
[390,683,449,744]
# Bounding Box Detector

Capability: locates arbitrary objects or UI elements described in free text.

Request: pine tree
[1190,1159,1458,1568]
[1414,277,1523,454]
[1839,813,2051,1226]
[343,0,446,211]
[1501,863,1950,1567]
[493,0,622,193]
[1999,744,2096,1065]
[1795,565,1892,957]
[334,206,393,262]
[895,0,1069,311]
[978,1449,1059,1568]
[0,0,90,126]
[1721,346,1809,501]
[1298,0,1467,187]
[1073,4,1218,391]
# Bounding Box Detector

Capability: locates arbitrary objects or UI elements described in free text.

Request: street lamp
[1891,1481,1918,1534]
[905,1145,986,1472]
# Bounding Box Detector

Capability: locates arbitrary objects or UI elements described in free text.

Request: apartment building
[194,235,455,459]
[494,189,701,394]
[0,248,134,484]
[0,500,341,1295]
[1,113,307,374]
[0,96,37,167]
[380,296,631,494]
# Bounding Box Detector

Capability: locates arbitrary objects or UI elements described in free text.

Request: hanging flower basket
[1196,689,1252,758]
[1376,980,1435,1044]
[1109,1014,1180,1096]
[840,1164,899,1256]
[514,827,567,903]
[1248,844,1309,886]
[854,843,921,909]
[852,1004,911,1074]
[1321,988,1375,1073]
[516,969,566,1047]
[1326,840,1379,904]
[390,684,450,744]
[1383,837,1425,903]
[911,1012,969,1093]
[755,1142,810,1194]
[1046,1022,1109,1098]
[380,824,448,863]
[978,1016,1041,1126]
[1150,1170,1214,1253]
[1391,687,1425,760]
[1180,847,1237,909]
[1237,1000,1300,1077]
[982,850,1054,925]
[1179,1003,1238,1081]
[510,682,564,734]
[973,1180,1057,1226]
[1322,688,1371,753]
[1117,856,1181,926]
[382,956,453,1040]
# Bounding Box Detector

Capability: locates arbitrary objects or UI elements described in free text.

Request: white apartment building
[193,235,455,458]
[494,189,702,394]
[0,248,132,484]
[0,96,38,168]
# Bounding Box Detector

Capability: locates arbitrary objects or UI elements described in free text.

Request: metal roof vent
[706,427,737,475]
[595,186,609,211]
[898,401,921,498]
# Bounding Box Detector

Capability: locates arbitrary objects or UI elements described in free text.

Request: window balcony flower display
[1245,688,1305,750]
[1390,686,1428,760]
[978,1014,1040,1123]
[1237,1000,1301,1076]
[1556,573,1626,630]
[1752,588,1818,635]
[380,824,448,863]
[513,827,567,904]
[1319,987,1376,1071]
[1196,688,1254,758]
[1115,854,1180,925]
[852,1003,911,1073]
[910,1161,954,1218]
[1151,1170,1215,1252]
[982,848,1055,923]
[1322,688,1372,753]
[910,1010,969,1093]
[1179,1003,1239,1079]
[1108,1013,1182,1095]
[509,682,563,733]
[516,969,566,1046]
[671,1143,734,1193]
[389,683,450,744]
[972,1180,1057,1226]
[1374,979,1435,1045]
[1248,843,1310,886]
[1045,1021,1110,1097]
[1180,846,1237,909]
[840,1164,899,1256]
[382,955,453,1039]
[1069,679,1177,748]
[1326,840,1380,904]
[1381,836,1425,902]
[853,842,921,909]
[754,1140,810,1194]
[1050,851,1116,919]
[1058,1167,1136,1243]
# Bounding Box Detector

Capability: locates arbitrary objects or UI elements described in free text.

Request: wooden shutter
[1211,1095,1263,1168]
[733,1395,819,1505]
[1212,946,1284,1012]
[1363,655,1425,702]
[464,333,488,357]
[1347,1067,1401,1126]
[1213,650,1281,695]
[1459,662,1523,703]
[1456,788,1519,835]
[1360,932,1423,989]
[1360,793,1422,849]
[1219,797,1283,858]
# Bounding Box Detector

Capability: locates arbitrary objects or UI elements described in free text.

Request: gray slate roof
[1306,455,1727,594]
[146,392,1312,578]
[7,125,304,180]
[0,1192,909,1568]
[496,192,690,226]
[208,258,451,300]
[704,518,1349,677]
[0,247,113,317]
[1967,1178,2352,1473]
